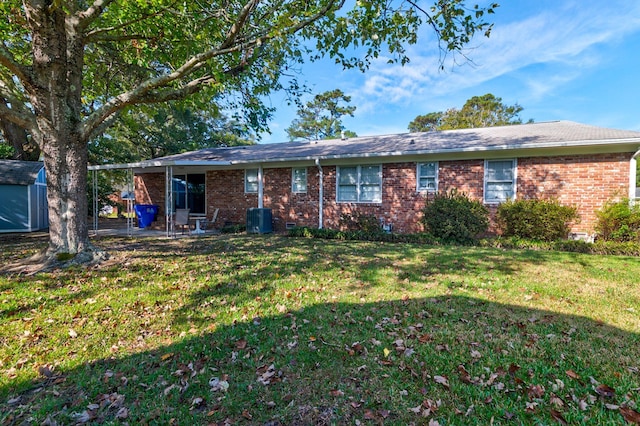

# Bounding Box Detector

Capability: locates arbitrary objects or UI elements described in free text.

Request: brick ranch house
[90,121,640,237]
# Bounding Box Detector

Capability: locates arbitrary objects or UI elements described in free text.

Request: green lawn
[1,234,639,425]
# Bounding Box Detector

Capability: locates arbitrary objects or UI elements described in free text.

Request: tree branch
[0,42,34,90]
[75,0,117,31]
[81,0,344,141]
[220,0,261,49]
[85,1,179,42]
[0,99,37,132]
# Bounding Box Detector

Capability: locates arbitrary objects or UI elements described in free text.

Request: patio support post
[258,165,264,208]
[92,169,98,235]
[166,166,173,237]
[127,168,134,237]
[315,159,323,229]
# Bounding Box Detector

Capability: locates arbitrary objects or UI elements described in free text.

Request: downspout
[258,164,264,208]
[315,159,323,229]
[630,148,640,203]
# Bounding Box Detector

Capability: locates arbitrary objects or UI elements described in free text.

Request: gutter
[88,160,232,171]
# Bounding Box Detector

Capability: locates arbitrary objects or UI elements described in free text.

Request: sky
[258,0,640,144]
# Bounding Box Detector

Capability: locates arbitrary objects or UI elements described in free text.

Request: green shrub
[483,236,640,256]
[595,198,640,242]
[338,212,382,234]
[220,223,246,234]
[421,189,489,245]
[288,227,439,245]
[497,199,579,242]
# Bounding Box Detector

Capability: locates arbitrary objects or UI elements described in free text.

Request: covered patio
[88,159,236,238]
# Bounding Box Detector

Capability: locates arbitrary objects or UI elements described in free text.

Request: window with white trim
[245,168,258,193]
[337,165,382,203]
[417,162,438,192]
[292,168,307,193]
[484,159,516,203]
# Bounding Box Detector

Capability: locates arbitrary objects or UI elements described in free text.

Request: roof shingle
[0,160,45,186]
[158,121,640,164]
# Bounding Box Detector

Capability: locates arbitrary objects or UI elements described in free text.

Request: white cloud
[355,1,640,109]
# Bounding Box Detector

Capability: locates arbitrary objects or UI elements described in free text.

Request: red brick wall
[322,163,425,233]
[134,152,633,235]
[439,159,485,199]
[263,167,320,231]
[206,169,258,227]
[517,153,632,233]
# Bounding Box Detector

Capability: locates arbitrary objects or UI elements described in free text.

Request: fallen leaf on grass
[38,365,54,378]
[566,370,581,380]
[527,384,545,399]
[434,375,449,389]
[209,377,229,392]
[595,384,615,398]
[71,410,96,424]
[7,396,21,406]
[363,409,377,420]
[550,409,567,424]
[348,342,364,356]
[435,344,449,352]
[620,406,640,424]
[457,365,473,384]
[164,384,180,396]
[550,394,565,408]
[257,364,281,385]
[115,407,129,419]
[418,333,433,343]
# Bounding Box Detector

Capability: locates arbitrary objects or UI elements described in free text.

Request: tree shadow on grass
[2,296,639,425]
[169,235,564,317]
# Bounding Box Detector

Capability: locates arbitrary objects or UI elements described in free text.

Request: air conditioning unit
[246,208,273,234]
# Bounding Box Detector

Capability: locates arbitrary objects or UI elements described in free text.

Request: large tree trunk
[25,1,96,261]
[40,130,90,255]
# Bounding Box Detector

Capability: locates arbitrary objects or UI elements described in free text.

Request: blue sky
[259,0,640,143]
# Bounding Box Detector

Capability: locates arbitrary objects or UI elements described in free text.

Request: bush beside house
[497,199,579,242]
[421,189,489,245]
[595,199,640,242]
